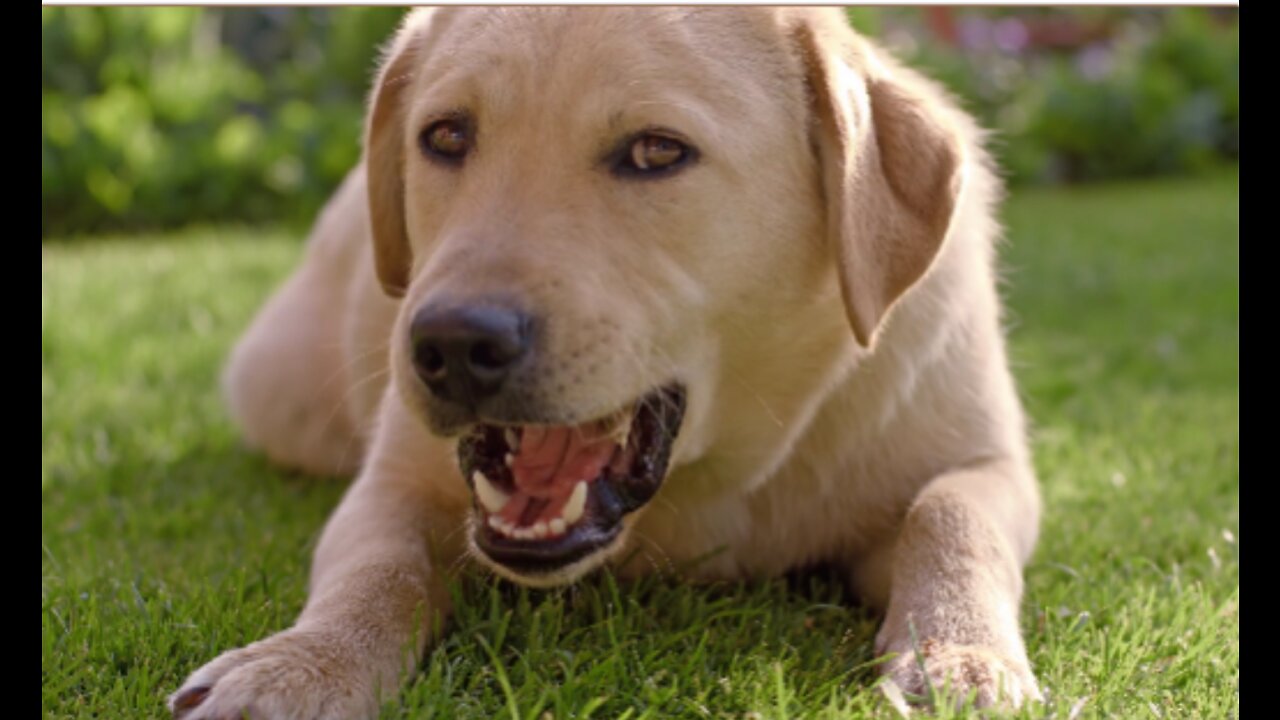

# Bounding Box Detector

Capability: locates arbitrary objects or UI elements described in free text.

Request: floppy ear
[795,16,966,348]
[364,12,433,298]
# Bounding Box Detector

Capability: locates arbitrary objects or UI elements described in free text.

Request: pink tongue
[511,426,616,500]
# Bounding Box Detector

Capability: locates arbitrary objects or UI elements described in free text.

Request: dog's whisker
[314,342,391,398]
[651,493,680,516]
[628,530,678,577]
[725,368,786,430]
[315,366,391,467]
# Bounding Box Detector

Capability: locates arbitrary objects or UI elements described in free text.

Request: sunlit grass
[42,172,1238,718]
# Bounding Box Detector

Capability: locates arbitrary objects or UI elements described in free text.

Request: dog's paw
[169,628,380,720]
[881,640,1042,710]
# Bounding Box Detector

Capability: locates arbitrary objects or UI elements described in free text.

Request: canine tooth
[532,521,548,539]
[505,429,519,451]
[549,518,567,536]
[488,515,502,530]
[563,481,588,525]
[504,453,513,467]
[609,413,633,447]
[473,471,511,514]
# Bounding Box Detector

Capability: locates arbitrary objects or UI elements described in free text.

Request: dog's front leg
[170,416,462,720]
[875,459,1043,709]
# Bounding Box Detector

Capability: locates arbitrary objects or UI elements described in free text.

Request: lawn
[42,171,1239,719]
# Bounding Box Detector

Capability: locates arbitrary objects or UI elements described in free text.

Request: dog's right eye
[419,120,471,164]
[610,131,697,179]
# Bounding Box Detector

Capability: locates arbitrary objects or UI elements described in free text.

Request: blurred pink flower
[1075,44,1114,81]
[958,16,993,51]
[994,18,1029,54]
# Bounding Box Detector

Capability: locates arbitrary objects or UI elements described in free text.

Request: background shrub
[42,8,402,237]
[41,8,1239,238]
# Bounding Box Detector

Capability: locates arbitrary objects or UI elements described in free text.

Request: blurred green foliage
[874,8,1239,184]
[42,8,402,236]
[42,8,1239,237]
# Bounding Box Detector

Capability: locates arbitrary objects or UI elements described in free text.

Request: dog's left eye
[419,119,471,164]
[614,133,695,177]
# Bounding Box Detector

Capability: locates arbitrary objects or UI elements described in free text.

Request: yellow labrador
[171,7,1042,717]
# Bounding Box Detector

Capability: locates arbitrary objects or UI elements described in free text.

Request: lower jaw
[475,517,619,574]
[471,521,626,586]
[471,471,643,581]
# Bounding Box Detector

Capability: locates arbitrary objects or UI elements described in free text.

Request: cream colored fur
[172,8,1043,718]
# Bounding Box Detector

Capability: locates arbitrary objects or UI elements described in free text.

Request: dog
[170,7,1043,718]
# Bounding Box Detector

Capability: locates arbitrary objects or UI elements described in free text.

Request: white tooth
[473,471,511,514]
[504,453,513,467]
[500,520,517,537]
[505,429,519,451]
[532,521,548,539]
[563,481,588,525]
[549,518,567,536]
[612,414,633,447]
[488,515,502,530]
[515,527,534,541]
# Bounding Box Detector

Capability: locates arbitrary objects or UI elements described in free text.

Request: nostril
[418,344,447,379]
[470,342,496,370]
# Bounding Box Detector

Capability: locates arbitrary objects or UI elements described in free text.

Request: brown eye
[627,135,688,172]
[419,120,470,163]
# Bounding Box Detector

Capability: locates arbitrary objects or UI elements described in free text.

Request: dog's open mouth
[458,384,686,575]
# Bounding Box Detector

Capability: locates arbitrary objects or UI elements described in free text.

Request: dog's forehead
[412,7,804,135]
[431,7,780,70]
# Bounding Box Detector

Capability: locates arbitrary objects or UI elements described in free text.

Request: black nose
[410,304,532,406]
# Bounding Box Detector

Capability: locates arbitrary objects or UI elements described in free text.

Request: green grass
[42,172,1239,719]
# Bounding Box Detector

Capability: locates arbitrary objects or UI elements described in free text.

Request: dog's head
[364,8,966,585]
